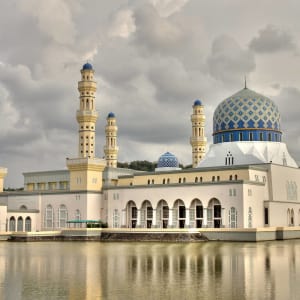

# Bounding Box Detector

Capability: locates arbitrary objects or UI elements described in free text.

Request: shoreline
[2,226,300,242]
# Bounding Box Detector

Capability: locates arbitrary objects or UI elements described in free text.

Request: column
[168,209,173,228]
[203,208,207,227]
[185,208,190,228]
[121,209,127,228]
[137,209,141,228]
[221,207,225,228]
[152,209,157,228]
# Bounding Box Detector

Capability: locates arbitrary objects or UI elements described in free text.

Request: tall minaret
[104,112,119,168]
[66,63,106,191]
[190,99,207,168]
[77,62,98,158]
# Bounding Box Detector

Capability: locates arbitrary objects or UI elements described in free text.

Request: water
[0,240,299,300]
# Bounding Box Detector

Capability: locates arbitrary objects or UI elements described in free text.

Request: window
[239,132,243,141]
[234,175,238,180]
[212,176,215,182]
[249,132,253,141]
[17,217,23,232]
[260,133,263,141]
[163,179,166,184]
[268,133,271,141]
[248,207,252,228]
[45,205,54,228]
[25,217,31,232]
[264,207,269,225]
[229,175,233,181]
[195,177,198,183]
[9,217,16,231]
[58,205,68,228]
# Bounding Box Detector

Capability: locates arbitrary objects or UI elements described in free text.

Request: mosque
[0,63,300,232]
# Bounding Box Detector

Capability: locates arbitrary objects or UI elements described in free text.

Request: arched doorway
[17,217,23,232]
[173,199,186,228]
[25,217,31,232]
[126,201,137,228]
[9,217,16,231]
[156,200,169,228]
[190,199,203,228]
[207,198,222,228]
[141,200,153,228]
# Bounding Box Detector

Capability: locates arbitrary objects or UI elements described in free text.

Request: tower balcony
[78,81,97,92]
[190,136,207,143]
[76,110,98,123]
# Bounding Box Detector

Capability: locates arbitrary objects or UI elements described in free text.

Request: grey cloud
[207,35,255,85]
[249,25,296,53]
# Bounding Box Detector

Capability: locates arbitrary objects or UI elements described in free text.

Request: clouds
[1,1,300,187]
[249,25,297,53]
[207,35,255,85]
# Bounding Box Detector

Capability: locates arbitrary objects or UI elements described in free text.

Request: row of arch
[119,198,238,229]
[9,216,31,232]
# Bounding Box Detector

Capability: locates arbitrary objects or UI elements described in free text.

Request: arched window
[9,217,16,231]
[167,178,170,184]
[291,209,294,226]
[163,179,166,184]
[179,178,182,183]
[212,176,215,182]
[58,205,68,228]
[25,217,31,232]
[195,177,198,183]
[234,174,238,180]
[229,175,233,181]
[20,205,27,210]
[45,205,54,229]
[17,217,23,232]
[200,177,203,183]
[183,177,186,183]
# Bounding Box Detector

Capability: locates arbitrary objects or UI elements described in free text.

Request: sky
[1,0,300,187]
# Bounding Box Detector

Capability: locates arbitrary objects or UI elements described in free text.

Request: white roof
[198,141,298,168]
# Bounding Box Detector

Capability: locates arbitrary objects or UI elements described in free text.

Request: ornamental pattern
[157,152,179,168]
[213,88,281,133]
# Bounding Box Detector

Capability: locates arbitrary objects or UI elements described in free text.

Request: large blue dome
[157,152,179,168]
[213,88,282,144]
[82,62,93,70]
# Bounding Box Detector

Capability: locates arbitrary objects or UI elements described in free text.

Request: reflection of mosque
[1,63,300,231]
[2,242,299,298]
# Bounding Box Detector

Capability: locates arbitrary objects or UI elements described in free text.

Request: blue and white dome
[155,152,181,171]
[82,62,93,70]
[213,87,282,144]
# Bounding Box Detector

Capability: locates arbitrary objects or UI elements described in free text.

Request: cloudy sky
[1,0,300,187]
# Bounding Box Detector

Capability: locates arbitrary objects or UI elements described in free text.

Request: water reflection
[0,240,300,299]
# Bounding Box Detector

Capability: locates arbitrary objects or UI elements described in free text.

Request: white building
[0,64,299,232]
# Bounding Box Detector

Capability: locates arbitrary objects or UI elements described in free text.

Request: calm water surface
[0,240,299,300]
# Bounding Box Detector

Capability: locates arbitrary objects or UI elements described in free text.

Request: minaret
[77,62,97,158]
[104,112,119,168]
[66,63,106,191]
[0,167,7,192]
[190,99,207,168]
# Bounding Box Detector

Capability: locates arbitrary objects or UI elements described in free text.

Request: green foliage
[118,160,156,171]
[117,160,192,171]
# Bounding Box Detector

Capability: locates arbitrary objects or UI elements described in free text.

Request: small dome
[194,99,202,106]
[157,152,179,168]
[82,62,93,70]
[107,112,115,118]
